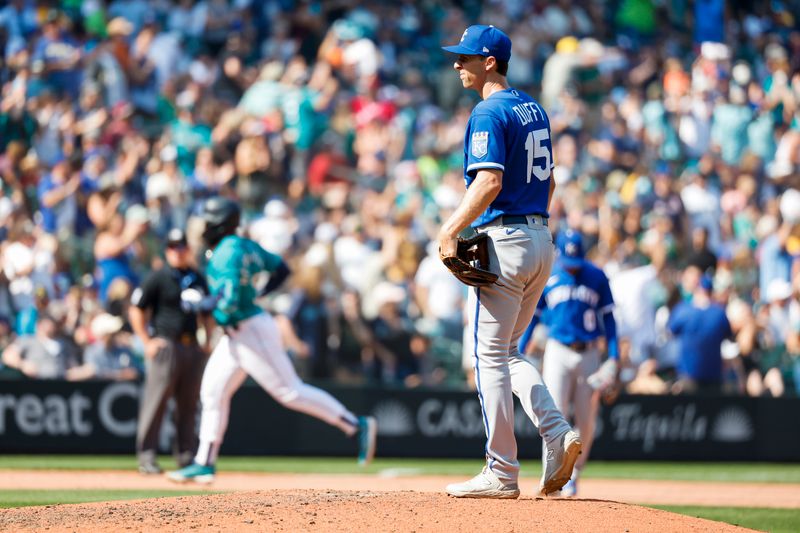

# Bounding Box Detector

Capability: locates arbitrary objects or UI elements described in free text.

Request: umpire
[129,228,214,474]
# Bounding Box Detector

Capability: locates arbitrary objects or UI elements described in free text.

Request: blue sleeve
[597,272,615,314]
[32,39,46,63]
[601,311,619,359]
[37,176,54,201]
[466,112,506,177]
[667,303,687,335]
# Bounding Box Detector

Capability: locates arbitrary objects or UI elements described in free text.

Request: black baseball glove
[441,233,499,287]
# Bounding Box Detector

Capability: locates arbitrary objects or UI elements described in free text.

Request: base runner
[168,197,376,483]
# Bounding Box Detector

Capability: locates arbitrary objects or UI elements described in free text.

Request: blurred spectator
[93,209,148,304]
[753,278,800,396]
[609,262,663,368]
[413,241,464,341]
[1,313,78,379]
[32,11,82,99]
[37,158,79,238]
[687,227,718,274]
[364,281,423,385]
[66,312,139,381]
[248,199,297,256]
[0,1,798,395]
[286,265,334,380]
[667,275,733,394]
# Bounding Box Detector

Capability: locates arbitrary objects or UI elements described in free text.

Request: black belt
[499,214,548,226]
[177,333,197,346]
[559,340,590,351]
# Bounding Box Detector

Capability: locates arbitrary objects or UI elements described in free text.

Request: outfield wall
[0,380,798,461]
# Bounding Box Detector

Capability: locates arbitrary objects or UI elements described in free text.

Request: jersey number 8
[524,128,551,183]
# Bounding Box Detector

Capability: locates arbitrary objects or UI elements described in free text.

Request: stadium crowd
[0,0,799,396]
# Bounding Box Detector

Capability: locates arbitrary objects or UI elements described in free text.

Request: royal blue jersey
[527,262,615,347]
[667,301,731,383]
[464,88,554,227]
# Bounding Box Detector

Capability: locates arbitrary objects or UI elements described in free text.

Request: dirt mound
[3,470,799,509]
[0,490,755,533]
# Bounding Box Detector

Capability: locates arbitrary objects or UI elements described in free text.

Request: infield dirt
[0,489,758,532]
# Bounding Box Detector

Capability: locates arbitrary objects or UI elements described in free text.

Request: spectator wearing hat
[667,274,733,394]
[363,281,420,384]
[66,312,139,381]
[129,228,214,474]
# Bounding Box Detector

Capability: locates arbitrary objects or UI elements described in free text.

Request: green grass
[0,489,211,508]
[1,456,800,483]
[581,462,800,484]
[651,505,800,533]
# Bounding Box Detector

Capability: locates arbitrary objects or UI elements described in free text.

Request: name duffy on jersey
[511,101,545,126]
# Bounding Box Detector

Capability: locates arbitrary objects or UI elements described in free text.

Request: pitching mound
[0,489,755,532]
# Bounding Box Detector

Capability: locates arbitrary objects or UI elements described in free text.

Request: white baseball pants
[194,312,358,465]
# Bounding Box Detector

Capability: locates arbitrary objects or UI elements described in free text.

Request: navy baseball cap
[442,25,512,62]
[556,229,584,269]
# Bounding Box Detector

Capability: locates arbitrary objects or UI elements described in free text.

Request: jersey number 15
[524,128,551,183]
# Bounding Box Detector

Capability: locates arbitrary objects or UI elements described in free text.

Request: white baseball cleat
[446,466,520,499]
[560,478,577,498]
[539,430,582,496]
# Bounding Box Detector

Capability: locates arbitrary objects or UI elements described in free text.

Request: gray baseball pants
[541,339,601,481]
[468,217,572,485]
[136,338,206,468]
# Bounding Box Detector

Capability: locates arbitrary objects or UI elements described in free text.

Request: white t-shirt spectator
[609,264,660,366]
[414,253,463,323]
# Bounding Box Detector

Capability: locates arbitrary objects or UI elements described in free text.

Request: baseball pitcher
[439,25,581,499]
[168,197,376,484]
[520,229,620,497]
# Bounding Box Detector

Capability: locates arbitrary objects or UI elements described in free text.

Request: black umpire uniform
[131,229,211,472]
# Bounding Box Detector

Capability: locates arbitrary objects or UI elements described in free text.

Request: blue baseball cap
[442,25,512,62]
[556,229,584,269]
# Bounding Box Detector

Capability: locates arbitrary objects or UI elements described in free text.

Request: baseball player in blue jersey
[168,197,376,484]
[520,229,620,497]
[439,25,581,499]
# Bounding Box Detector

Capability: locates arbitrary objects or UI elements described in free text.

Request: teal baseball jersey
[206,235,282,326]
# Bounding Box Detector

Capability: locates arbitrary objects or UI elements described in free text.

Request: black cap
[201,197,241,248]
[166,228,187,247]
